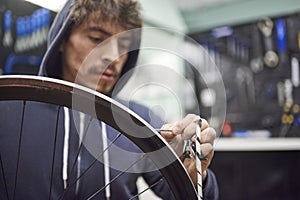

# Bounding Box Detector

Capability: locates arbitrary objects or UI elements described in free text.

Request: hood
[38,0,141,94]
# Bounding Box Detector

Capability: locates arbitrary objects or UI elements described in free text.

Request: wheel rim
[0,75,198,200]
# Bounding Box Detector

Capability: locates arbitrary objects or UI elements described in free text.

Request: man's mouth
[88,68,115,81]
[101,70,114,81]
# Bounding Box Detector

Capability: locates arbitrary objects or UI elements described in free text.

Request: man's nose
[102,37,120,64]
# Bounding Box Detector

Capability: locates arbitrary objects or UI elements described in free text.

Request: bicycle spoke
[87,154,146,200]
[12,100,26,200]
[128,177,164,200]
[48,106,62,200]
[58,132,122,200]
[0,152,9,200]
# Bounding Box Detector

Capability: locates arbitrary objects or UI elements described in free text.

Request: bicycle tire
[0,75,198,200]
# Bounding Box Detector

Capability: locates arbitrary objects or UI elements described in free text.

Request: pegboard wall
[187,12,300,137]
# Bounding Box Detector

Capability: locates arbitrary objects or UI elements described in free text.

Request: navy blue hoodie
[0,0,218,199]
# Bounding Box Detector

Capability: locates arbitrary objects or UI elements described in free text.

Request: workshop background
[1,0,300,199]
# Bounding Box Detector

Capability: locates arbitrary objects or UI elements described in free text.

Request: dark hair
[69,0,142,30]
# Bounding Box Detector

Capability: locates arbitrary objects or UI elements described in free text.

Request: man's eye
[118,44,129,53]
[89,36,103,43]
[118,41,130,53]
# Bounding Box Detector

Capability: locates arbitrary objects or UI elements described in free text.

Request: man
[0,0,218,199]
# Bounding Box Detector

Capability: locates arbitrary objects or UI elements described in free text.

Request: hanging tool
[41,8,51,44]
[2,10,13,48]
[250,24,264,73]
[14,17,22,52]
[276,18,287,54]
[275,18,289,65]
[257,17,279,68]
[236,66,256,108]
[291,57,299,87]
[286,15,300,53]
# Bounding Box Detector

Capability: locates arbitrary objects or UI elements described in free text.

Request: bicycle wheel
[0,75,198,200]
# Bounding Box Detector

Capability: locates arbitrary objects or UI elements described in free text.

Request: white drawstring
[62,110,84,192]
[62,110,111,198]
[63,107,70,189]
[101,122,111,200]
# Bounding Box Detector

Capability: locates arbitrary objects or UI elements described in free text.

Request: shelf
[183,0,300,33]
[214,137,300,151]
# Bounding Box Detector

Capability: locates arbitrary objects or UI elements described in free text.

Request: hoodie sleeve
[203,169,219,200]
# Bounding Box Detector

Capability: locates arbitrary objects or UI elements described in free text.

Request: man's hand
[159,114,216,184]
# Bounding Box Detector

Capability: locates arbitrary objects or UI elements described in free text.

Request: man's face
[60,13,131,94]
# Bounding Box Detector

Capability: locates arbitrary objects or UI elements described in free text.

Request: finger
[160,124,177,142]
[199,118,209,131]
[173,114,199,134]
[179,116,208,140]
[200,127,216,145]
[199,143,214,160]
[181,122,197,140]
[163,114,206,136]
[190,140,214,160]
